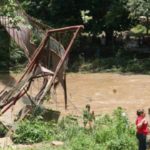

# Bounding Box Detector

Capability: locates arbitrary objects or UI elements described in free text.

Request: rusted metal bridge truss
[0,14,83,117]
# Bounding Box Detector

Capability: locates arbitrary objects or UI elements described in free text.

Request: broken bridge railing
[0,25,84,116]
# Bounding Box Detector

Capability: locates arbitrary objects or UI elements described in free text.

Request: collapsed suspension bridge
[0,8,83,123]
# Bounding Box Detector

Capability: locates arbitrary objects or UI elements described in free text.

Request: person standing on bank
[83,104,95,129]
[136,109,149,150]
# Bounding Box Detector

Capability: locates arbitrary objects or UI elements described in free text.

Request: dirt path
[1,72,150,122]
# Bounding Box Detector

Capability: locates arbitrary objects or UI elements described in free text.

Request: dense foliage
[70,51,150,74]
[0,0,149,72]
[127,0,150,34]
[12,117,56,144]
[12,108,137,150]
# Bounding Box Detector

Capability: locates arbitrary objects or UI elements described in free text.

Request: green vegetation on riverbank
[10,108,137,150]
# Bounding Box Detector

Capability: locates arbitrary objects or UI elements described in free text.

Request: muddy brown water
[48,73,150,123]
[1,72,150,123]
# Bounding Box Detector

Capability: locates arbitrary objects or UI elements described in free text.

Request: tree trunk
[0,25,10,73]
[146,16,149,35]
[105,30,113,45]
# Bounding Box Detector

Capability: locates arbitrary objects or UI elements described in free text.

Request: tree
[20,0,83,27]
[0,0,26,70]
[79,0,131,44]
[104,0,131,44]
[127,0,150,34]
[0,0,137,62]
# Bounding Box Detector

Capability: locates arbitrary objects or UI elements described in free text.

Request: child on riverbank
[83,104,95,129]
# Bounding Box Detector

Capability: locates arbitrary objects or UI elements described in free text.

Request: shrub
[0,122,7,137]
[93,107,137,150]
[12,117,56,144]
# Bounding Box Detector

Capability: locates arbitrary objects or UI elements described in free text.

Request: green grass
[11,108,138,150]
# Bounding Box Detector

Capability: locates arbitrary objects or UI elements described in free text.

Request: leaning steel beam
[37,25,84,106]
